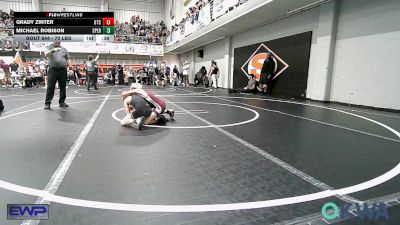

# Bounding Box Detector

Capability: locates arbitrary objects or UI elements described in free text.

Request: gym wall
[330,0,400,110]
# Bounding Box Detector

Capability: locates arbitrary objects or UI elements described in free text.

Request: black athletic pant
[86,71,96,89]
[266,74,274,91]
[94,72,98,87]
[32,77,44,87]
[111,74,116,85]
[194,77,201,86]
[118,74,124,85]
[45,67,67,105]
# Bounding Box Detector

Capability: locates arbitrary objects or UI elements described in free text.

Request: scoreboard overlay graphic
[13,12,115,42]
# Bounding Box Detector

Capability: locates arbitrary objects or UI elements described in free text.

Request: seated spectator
[194,66,207,86]
[127,66,136,84]
[228,74,259,94]
[32,65,44,87]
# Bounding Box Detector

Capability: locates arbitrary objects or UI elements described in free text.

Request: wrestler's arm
[131,89,149,98]
[123,96,132,114]
[122,89,148,98]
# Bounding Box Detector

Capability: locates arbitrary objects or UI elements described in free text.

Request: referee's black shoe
[59,102,69,108]
[44,103,51,110]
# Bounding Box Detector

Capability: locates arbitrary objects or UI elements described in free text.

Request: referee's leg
[87,72,92,90]
[58,68,67,105]
[45,68,57,107]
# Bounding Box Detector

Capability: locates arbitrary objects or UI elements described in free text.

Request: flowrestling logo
[240,43,289,81]
[7,204,49,220]
[321,202,389,221]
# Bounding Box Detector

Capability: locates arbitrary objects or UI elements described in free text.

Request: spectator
[0,59,10,88]
[228,74,258,93]
[84,53,100,91]
[113,15,168,44]
[117,65,124,85]
[73,65,82,86]
[260,52,275,94]
[182,61,190,86]
[9,60,18,72]
[194,66,206,86]
[127,66,135,84]
[32,65,44,88]
[208,60,219,89]
[110,65,117,85]
[172,65,180,86]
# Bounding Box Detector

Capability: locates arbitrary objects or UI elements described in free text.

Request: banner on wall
[198,4,211,27]
[225,0,239,9]
[213,0,225,19]
[29,42,163,56]
[213,0,238,19]
[184,20,192,37]
[233,32,312,97]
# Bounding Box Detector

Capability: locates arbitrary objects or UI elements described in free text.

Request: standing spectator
[208,60,219,89]
[165,65,171,84]
[127,66,135,84]
[0,59,10,88]
[85,53,100,91]
[43,41,71,110]
[73,65,81,86]
[9,60,19,72]
[117,65,124,85]
[110,65,117,85]
[182,61,190,86]
[260,52,275,94]
[40,58,48,88]
[172,65,180,86]
[148,64,155,85]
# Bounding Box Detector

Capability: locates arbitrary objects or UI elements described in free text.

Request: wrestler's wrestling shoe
[156,114,169,125]
[165,109,175,120]
[135,116,145,130]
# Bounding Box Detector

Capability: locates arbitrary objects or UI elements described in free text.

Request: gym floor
[0,86,399,225]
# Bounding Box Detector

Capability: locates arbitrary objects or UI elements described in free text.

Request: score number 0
[102,18,114,26]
